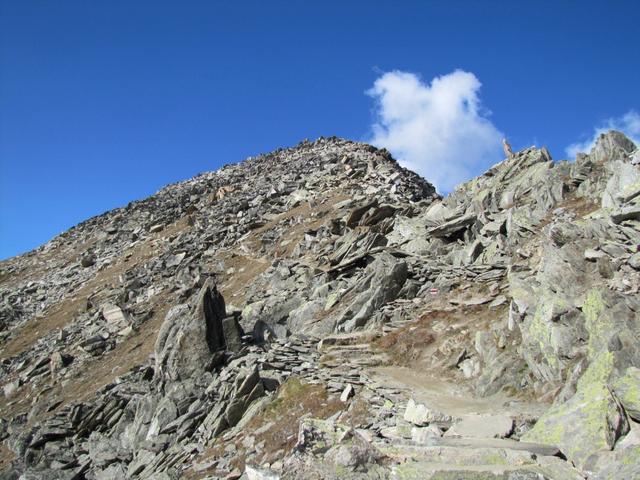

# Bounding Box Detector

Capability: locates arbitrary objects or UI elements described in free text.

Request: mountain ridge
[1,132,639,479]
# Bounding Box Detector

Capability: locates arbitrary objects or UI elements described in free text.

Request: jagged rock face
[154,279,227,382]
[0,133,639,480]
[334,252,408,333]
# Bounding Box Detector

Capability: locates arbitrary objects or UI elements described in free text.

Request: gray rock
[340,384,354,402]
[523,353,629,470]
[411,425,443,444]
[80,252,96,267]
[146,397,177,439]
[612,367,640,421]
[222,315,244,353]
[336,252,408,332]
[101,304,130,327]
[154,279,226,381]
[590,130,637,164]
[584,248,606,261]
[386,215,430,255]
[3,379,20,397]
[403,399,455,427]
[224,398,247,428]
[87,432,130,467]
[245,465,280,480]
[628,252,640,270]
[588,422,640,479]
[611,204,640,223]
[427,212,476,238]
[444,415,514,439]
[127,449,156,477]
[95,463,127,480]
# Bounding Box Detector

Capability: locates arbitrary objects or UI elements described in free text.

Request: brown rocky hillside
[1,133,639,480]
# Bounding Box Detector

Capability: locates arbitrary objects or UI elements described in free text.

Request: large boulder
[198,367,265,439]
[588,422,640,480]
[511,240,590,385]
[154,279,226,382]
[612,367,640,421]
[522,351,629,471]
[403,398,455,427]
[601,161,640,210]
[444,415,514,439]
[574,131,638,202]
[386,215,431,255]
[244,295,300,341]
[589,130,637,164]
[335,252,408,332]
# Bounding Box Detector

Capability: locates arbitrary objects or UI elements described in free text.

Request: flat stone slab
[380,444,535,466]
[427,213,477,238]
[101,304,129,326]
[404,398,456,426]
[379,425,412,441]
[444,414,514,439]
[428,436,561,457]
[378,437,561,459]
[391,461,553,480]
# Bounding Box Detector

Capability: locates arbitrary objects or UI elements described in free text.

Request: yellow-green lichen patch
[522,351,622,469]
[589,445,640,479]
[332,464,349,477]
[483,453,510,466]
[522,418,565,446]
[578,350,614,390]
[392,462,539,480]
[582,289,609,358]
[528,300,553,356]
[621,446,640,466]
[620,181,640,200]
[612,367,640,420]
[391,462,425,480]
[525,290,571,373]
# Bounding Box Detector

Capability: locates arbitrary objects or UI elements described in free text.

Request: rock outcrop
[155,279,228,382]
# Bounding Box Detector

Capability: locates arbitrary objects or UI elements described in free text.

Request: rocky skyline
[1,132,639,479]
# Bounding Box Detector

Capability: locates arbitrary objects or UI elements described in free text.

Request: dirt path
[368,366,547,419]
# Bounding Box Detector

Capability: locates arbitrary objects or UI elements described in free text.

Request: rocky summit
[1,133,639,480]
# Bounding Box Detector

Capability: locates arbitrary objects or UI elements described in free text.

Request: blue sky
[1,0,638,259]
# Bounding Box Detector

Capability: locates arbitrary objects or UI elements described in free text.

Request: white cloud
[366,69,503,193]
[565,110,640,158]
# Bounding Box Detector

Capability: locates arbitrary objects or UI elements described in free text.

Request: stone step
[319,355,385,367]
[390,461,560,480]
[321,343,373,353]
[318,332,381,350]
[382,437,562,458]
[380,443,535,464]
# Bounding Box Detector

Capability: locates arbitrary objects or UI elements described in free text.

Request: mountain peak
[1,135,639,479]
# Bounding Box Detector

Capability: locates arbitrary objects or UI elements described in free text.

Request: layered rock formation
[0,133,638,479]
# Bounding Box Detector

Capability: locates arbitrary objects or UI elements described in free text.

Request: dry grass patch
[375,303,508,369]
[0,296,170,424]
[539,194,600,229]
[375,315,437,365]
[240,191,349,259]
[339,396,374,429]
[186,377,344,478]
[0,442,14,472]
[245,377,343,459]
[561,196,600,218]
[0,226,172,360]
[215,252,269,306]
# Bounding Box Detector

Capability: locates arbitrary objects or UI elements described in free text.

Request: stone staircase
[249,328,588,480]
